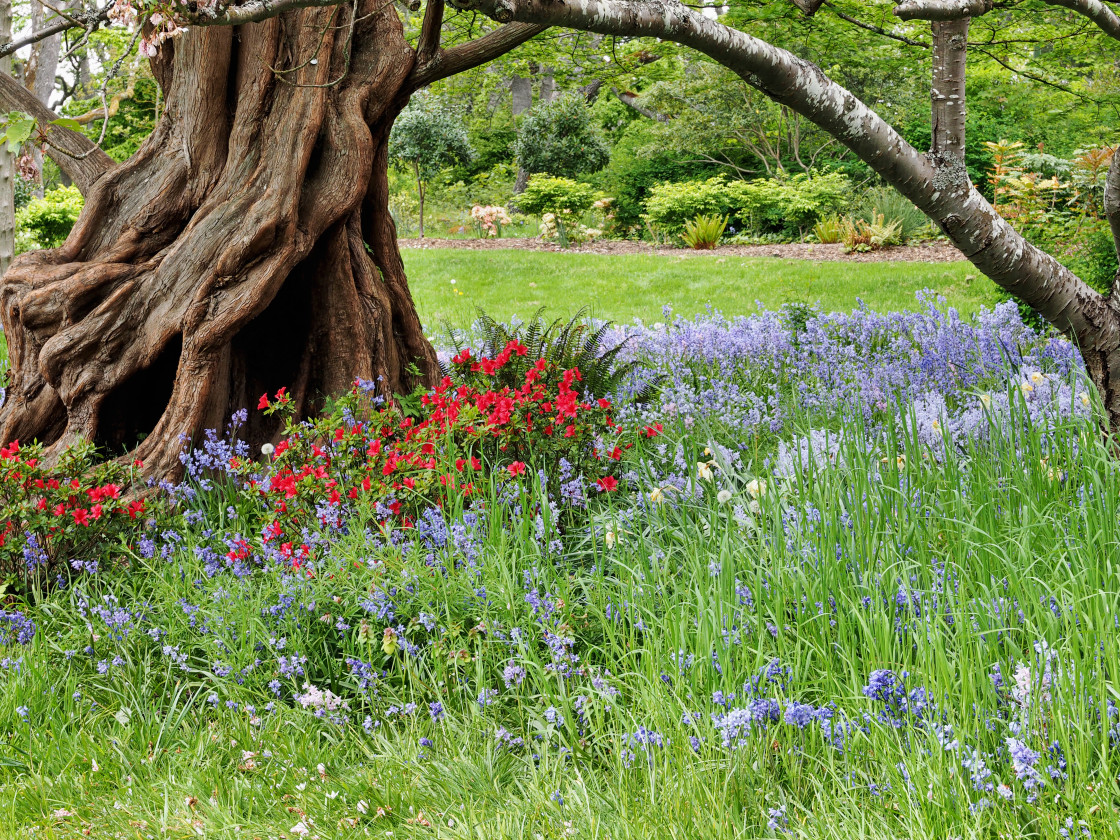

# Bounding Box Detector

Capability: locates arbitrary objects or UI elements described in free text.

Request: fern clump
[443,308,658,405]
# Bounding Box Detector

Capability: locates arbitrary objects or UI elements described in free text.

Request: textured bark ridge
[0,2,438,479]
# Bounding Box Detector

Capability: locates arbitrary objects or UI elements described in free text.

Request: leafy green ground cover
[403,248,993,328]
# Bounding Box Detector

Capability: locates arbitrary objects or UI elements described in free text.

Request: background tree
[512,91,610,180]
[389,95,474,237]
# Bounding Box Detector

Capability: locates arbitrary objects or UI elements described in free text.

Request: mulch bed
[399,237,967,263]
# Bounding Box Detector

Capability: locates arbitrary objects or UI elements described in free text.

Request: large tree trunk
[0,1,439,480]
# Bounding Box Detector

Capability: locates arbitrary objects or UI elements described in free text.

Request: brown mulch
[398,237,967,263]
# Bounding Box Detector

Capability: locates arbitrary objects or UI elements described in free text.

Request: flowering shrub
[204,350,655,570]
[470,204,511,238]
[0,438,152,590]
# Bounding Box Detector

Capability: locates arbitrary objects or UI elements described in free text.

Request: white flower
[649,487,665,505]
[1079,392,1091,407]
[980,394,992,409]
[1030,371,1044,385]
[716,489,733,505]
[697,462,714,481]
[261,443,275,456]
[745,479,767,499]
[290,821,311,837]
[357,800,369,814]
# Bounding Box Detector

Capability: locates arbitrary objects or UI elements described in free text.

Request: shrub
[726,172,851,237]
[644,172,851,241]
[512,93,611,178]
[229,361,656,540]
[517,176,600,247]
[15,184,83,250]
[682,214,728,249]
[444,309,656,406]
[517,176,597,218]
[642,177,733,238]
[0,438,153,594]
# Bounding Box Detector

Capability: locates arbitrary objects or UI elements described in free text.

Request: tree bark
[0,1,441,480]
[0,0,14,277]
[930,18,968,161]
[24,2,62,192]
[1106,145,1120,278]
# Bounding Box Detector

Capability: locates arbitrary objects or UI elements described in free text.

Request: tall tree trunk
[0,2,439,480]
[414,161,425,238]
[24,2,61,193]
[511,73,532,193]
[929,18,968,161]
[0,0,15,276]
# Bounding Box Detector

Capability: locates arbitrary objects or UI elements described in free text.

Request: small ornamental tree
[389,97,474,238]
[512,92,610,179]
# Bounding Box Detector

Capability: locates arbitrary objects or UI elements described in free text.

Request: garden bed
[399,237,967,262]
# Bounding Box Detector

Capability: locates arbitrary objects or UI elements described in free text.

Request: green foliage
[727,172,850,236]
[644,173,850,239]
[15,185,84,251]
[642,177,734,236]
[681,214,727,249]
[388,96,474,183]
[594,120,721,235]
[515,176,597,217]
[857,186,930,244]
[0,112,35,154]
[512,93,610,178]
[813,214,845,244]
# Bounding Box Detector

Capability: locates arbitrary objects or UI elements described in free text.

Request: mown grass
[403,248,995,328]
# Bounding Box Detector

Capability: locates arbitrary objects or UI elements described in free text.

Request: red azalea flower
[508,461,527,477]
[258,393,270,410]
[72,508,90,526]
[596,476,618,492]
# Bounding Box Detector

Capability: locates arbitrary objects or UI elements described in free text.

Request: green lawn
[402,248,998,329]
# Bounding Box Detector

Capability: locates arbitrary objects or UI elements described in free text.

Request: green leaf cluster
[16,185,84,251]
[644,173,850,238]
[513,93,610,178]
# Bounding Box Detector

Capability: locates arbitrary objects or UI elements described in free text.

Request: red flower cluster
[0,439,150,577]
[226,349,657,569]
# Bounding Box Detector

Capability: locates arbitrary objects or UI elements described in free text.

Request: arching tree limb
[407,21,546,88]
[613,87,669,121]
[0,71,114,194]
